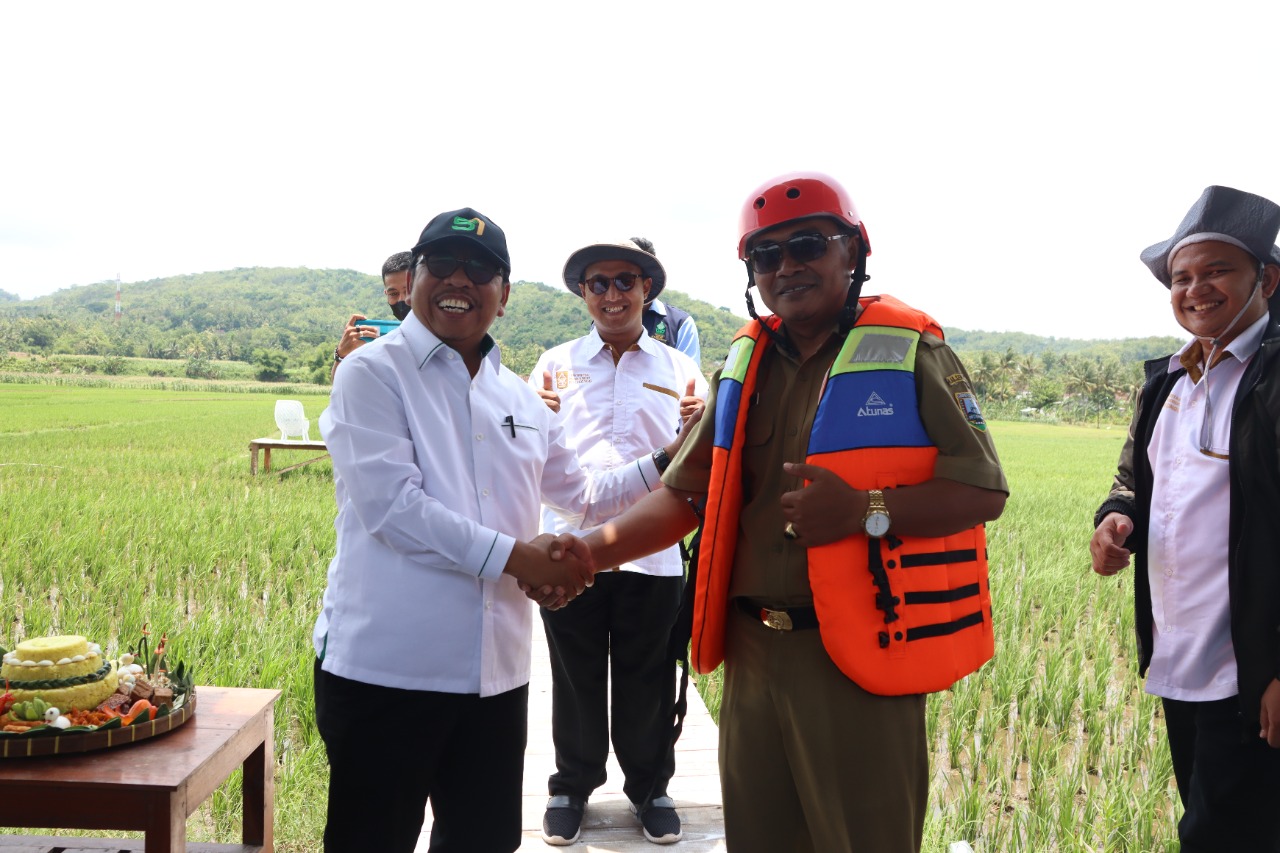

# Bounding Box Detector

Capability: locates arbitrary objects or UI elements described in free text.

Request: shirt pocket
[745,407,775,447]
[742,407,776,501]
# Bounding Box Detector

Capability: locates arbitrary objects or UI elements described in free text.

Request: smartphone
[356,318,401,340]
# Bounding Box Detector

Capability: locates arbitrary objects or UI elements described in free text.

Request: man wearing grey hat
[530,239,706,846]
[1090,186,1280,850]
[313,211,684,853]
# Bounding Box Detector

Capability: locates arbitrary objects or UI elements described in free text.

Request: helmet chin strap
[838,237,870,334]
[743,262,795,355]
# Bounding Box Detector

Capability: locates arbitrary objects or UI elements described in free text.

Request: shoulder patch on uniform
[946,372,966,385]
[954,391,987,431]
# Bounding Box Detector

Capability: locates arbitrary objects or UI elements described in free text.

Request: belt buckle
[761,608,793,631]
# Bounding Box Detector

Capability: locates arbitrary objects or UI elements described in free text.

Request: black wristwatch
[333,346,344,364]
[652,447,671,474]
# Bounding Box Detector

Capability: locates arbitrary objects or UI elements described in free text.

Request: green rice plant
[0,385,335,846]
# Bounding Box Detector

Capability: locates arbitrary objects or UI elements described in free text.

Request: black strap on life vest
[868,537,903,649]
[880,537,986,644]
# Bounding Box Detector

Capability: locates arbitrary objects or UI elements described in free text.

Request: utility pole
[114,275,122,324]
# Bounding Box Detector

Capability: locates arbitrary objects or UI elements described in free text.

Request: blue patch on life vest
[714,377,743,450]
[809,370,930,454]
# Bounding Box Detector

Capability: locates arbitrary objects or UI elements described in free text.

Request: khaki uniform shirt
[664,326,1008,608]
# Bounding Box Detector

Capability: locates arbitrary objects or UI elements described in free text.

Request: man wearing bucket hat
[1090,186,1280,849]
[314,210,685,853]
[530,239,706,846]
[556,173,1007,852]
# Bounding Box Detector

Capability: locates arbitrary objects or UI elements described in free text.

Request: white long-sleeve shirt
[530,329,707,576]
[313,314,662,697]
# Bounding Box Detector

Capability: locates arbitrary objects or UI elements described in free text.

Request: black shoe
[631,796,682,844]
[542,794,586,846]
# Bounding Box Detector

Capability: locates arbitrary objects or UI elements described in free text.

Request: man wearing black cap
[530,239,706,846]
[313,209,684,853]
[1090,186,1280,850]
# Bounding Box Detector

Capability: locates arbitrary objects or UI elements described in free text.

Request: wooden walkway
[417,625,726,851]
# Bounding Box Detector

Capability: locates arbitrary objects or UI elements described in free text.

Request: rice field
[0,383,1178,851]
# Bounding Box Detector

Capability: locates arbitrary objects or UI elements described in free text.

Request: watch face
[864,511,891,538]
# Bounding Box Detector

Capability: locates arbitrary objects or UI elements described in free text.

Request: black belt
[736,598,819,631]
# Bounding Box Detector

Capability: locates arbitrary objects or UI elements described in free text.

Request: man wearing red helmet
[573,173,1008,851]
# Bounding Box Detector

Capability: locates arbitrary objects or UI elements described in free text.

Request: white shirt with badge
[530,328,707,577]
[1145,313,1268,702]
[314,313,662,697]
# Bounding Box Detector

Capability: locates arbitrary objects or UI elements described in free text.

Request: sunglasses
[583,272,642,295]
[748,233,847,274]
[418,254,502,285]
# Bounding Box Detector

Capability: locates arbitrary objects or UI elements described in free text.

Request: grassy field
[0,384,1179,851]
[920,421,1177,852]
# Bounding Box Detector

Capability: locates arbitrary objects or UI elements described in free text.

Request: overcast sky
[3,1,1277,340]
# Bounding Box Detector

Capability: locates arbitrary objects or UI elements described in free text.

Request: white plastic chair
[274,400,310,441]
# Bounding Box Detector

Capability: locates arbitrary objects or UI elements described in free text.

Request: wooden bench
[248,439,329,475]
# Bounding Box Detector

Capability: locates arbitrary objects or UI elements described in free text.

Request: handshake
[505,533,598,610]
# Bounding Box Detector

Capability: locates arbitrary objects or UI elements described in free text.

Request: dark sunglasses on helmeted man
[417,254,503,285]
[748,232,848,275]
[582,272,642,295]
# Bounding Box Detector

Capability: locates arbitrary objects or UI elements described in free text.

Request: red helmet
[737,171,871,260]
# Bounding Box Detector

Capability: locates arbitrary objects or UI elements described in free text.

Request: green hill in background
[0,268,747,380]
[0,268,1181,421]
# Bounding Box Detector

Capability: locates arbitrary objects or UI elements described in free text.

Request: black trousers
[1162,695,1280,852]
[314,659,528,853]
[541,571,682,805]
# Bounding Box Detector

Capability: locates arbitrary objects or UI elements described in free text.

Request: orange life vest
[692,294,993,695]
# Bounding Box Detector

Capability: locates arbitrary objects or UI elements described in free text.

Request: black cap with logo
[411,208,510,273]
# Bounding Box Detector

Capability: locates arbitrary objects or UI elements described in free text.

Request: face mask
[390,300,411,320]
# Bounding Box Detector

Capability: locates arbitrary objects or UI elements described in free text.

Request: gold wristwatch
[862,489,891,538]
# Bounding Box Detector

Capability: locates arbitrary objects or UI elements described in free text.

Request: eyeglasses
[748,233,847,274]
[583,273,642,295]
[417,254,502,285]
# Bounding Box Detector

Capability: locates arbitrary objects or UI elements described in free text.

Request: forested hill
[0,267,1180,393]
[0,267,745,379]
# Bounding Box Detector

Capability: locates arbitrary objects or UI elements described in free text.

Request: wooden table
[0,686,280,853]
[248,439,328,475]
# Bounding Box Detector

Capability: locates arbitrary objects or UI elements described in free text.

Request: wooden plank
[248,439,327,449]
[416,629,726,852]
[270,455,330,476]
